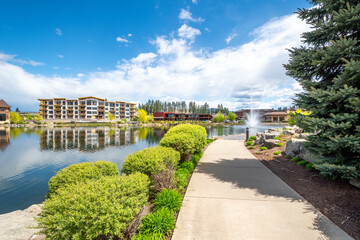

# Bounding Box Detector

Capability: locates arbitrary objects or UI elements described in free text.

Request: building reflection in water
[39,127,167,152]
[0,127,10,151]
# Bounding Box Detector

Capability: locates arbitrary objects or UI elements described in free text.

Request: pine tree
[285,0,360,180]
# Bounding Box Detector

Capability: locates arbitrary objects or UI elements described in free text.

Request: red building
[153,112,212,121]
[0,99,11,123]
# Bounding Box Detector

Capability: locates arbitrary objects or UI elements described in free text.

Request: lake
[0,124,279,214]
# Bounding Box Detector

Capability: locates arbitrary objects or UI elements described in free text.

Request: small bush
[255,151,262,154]
[179,161,195,173]
[198,150,204,158]
[122,146,180,176]
[297,160,307,166]
[160,133,196,161]
[282,139,287,141]
[284,155,290,158]
[47,161,119,198]
[191,154,200,166]
[164,124,207,153]
[248,136,256,141]
[273,137,281,140]
[260,146,267,151]
[248,146,254,149]
[291,157,299,162]
[207,138,214,144]
[132,232,165,240]
[277,143,283,147]
[246,141,253,146]
[37,173,150,240]
[273,151,281,155]
[175,168,190,192]
[139,208,175,236]
[314,163,360,180]
[306,162,315,170]
[154,189,183,212]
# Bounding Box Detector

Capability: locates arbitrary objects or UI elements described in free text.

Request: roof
[0,99,11,108]
[78,96,105,101]
[263,112,288,116]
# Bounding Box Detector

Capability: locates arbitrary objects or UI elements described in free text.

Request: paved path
[172,135,353,240]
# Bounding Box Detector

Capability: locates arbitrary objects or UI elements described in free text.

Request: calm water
[0,124,280,214]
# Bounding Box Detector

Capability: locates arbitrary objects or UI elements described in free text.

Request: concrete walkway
[172,135,353,240]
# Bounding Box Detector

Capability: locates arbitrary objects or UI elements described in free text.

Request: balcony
[39,103,48,106]
[67,108,74,111]
[54,103,62,106]
[55,112,62,116]
[80,112,86,115]
[98,108,105,112]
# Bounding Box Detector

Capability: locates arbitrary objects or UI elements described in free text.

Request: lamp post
[246,127,249,141]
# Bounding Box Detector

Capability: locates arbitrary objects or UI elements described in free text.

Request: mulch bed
[246,135,360,240]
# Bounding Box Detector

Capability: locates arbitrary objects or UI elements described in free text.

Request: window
[92,107,97,110]
[49,115,53,118]
[75,111,78,114]
[87,100,91,105]
[63,101,66,104]
[49,111,53,114]
[49,106,53,109]
[87,107,91,110]
[49,101,53,104]
[75,102,78,105]
[0,108,3,112]
[116,103,119,107]
[62,111,66,114]
[87,111,92,114]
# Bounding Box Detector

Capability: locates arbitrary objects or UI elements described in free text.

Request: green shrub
[122,146,180,176]
[175,168,190,192]
[154,189,183,212]
[191,154,200,166]
[291,157,299,162]
[273,151,281,155]
[207,138,214,144]
[160,133,196,160]
[260,146,267,151]
[139,208,175,236]
[37,173,150,240]
[246,141,253,146]
[314,163,360,180]
[306,162,315,170]
[47,161,119,198]
[285,155,290,158]
[248,136,256,141]
[163,124,207,153]
[297,160,307,166]
[248,146,254,149]
[273,137,281,140]
[255,151,262,154]
[277,143,283,147]
[198,150,204,158]
[179,161,195,173]
[282,139,287,141]
[132,232,165,240]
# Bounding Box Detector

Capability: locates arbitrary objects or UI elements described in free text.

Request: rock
[255,133,265,145]
[282,130,295,135]
[349,179,360,189]
[285,139,318,163]
[265,128,282,134]
[264,133,280,139]
[0,204,43,240]
[299,133,309,139]
[264,139,280,149]
[292,126,303,134]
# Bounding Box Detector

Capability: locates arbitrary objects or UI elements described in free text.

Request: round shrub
[246,141,253,146]
[273,137,281,140]
[260,146,267,151]
[139,207,175,236]
[160,133,196,161]
[191,154,200,166]
[248,136,256,141]
[37,173,150,240]
[291,156,299,162]
[297,160,307,166]
[207,138,214,144]
[175,168,190,192]
[179,161,195,173]
[163,124,207,153]
[47,161,119,198]
[277,143,283,147]
[154,189,183,212]
[122,146,180,176]
[248,146,254,149]
[273,151,281,155]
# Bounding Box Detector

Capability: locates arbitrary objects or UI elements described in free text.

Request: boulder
[293,126,303,134]
[285,138,317,163]
[349,179,360,189]
[254,133,265,145]
[265,128,282,134]
[299,133,309,139]
[264,139,280,149]
[264,133,280,139]
[282,130,295,135]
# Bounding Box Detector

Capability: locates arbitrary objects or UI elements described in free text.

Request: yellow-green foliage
[162,124,207,153]
[37,173,150,240]
[122,146,180,176]
[153,189,183,212]
[160,133,196,160]
[137,109,148,122]
[288,109,309,126]
[47,161,119,198]
[10,112,22,124]
[139,207,175,236]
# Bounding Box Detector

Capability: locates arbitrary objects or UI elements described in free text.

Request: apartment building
[38,96,136,121]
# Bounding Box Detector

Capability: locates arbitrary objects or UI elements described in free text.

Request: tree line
[138,100,230,115]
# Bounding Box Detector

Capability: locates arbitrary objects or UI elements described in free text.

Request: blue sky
[0,0,311,111]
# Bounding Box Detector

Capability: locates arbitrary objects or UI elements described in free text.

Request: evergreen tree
[284,0,360,180]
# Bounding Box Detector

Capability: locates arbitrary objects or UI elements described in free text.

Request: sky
[0,0,312,111]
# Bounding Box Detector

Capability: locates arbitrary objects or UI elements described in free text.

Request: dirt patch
[246,136,360,240]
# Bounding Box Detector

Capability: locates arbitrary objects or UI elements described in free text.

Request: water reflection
[0,127,10,151]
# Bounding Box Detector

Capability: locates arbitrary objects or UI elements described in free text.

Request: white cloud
[77,73,85,77]
[225,33,238,44]
[128,33,132,37]
[57,54,64,58]
[55,28,62,36]
[192,0,198,3]
[0,52,44,66]
[178,24,201,40]
[0,13,309,110]
[116,36,129,43]
[179,8,204,22]
[53,66,59,69]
